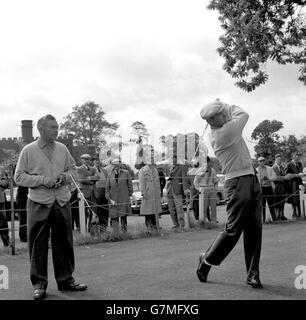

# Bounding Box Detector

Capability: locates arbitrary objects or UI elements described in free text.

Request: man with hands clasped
[14,114,87,300]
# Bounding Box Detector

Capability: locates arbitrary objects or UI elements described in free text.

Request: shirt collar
[38,138,55,149]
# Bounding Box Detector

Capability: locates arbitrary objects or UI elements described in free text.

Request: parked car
[131,179,142,214]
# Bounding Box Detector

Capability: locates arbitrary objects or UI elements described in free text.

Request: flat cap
[200,99,225,120]
[80,153,91,159]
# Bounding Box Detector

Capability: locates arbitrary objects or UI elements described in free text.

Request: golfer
[196,99,263,288]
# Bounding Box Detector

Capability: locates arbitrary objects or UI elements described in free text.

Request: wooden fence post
[79,194,87,236]
[199,186,204,223]
[299,185,306,220]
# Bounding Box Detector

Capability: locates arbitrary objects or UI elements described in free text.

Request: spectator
[105,159,133,233]
[194,156,219,223]
[0,170,10,247]
[139,148,162,232]
[285,152,304,219]
[77,154,99,231]
[157,167,166,197]
[92,156,109,232]
[269,154,287,221]
[14,114,87,300]
[186,158,200,221]
[69,178,80,232]
[166,154,189,230]
[256,157,276,222]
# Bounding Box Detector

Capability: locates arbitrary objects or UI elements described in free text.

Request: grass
[0,217,224,256]
[73,218,222,246]
[73,222,169,246]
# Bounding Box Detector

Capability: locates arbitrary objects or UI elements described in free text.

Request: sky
[1,0,305,162]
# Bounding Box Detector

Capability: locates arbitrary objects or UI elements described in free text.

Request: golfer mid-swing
[196,99,263,288]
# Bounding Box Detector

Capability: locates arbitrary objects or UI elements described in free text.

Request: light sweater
[194,168,219,191]
[14,140,76,207]
[209,104,254,180]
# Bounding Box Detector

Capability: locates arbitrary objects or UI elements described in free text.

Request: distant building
[0,120,78,164]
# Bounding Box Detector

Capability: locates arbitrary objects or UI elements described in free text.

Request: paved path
[1,206,306,300]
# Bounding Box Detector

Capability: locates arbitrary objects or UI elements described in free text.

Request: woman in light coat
[139,146,162,231]
[105,160,133,232]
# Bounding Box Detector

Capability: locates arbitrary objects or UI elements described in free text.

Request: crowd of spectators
[1,150,306,247]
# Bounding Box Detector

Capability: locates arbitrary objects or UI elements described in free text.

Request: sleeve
[127,171,133,197]
[285,163,292,175]
[216,104,249,146]
[155,169,162,197]
[139,169,146,195]
[194,175,201,191]
[181,165,189,191]
[77,166,93,185]
[268,166,282,182]
[105,177,111,200]
[14,147,45,188]
[267,166,275,181]
[62,148,77,183]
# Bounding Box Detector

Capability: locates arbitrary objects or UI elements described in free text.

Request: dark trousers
[27,199,75,289]
[145,214,157,230]
[17,186,28,241]
[289,180,301,217]
[70,189,80,231]
[274,183,286,220]
[94,189,109,232]
[191,190,199,220]
[85,194,94,232]
[205,175,262,277]
[261,186,276,222]
[110,216,127,232]
[0,203,10,246]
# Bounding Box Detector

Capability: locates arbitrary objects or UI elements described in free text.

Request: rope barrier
[1,188,304,232]
[1,171,304,234]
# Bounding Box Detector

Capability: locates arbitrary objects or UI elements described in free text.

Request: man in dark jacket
[166,155,189,230]
[285,152,304,218]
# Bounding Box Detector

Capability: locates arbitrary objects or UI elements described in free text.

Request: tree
[251,119,283,162]
[60,101,119,146]
[298,135,306,165]
[208,0,306,92]
[130,121,149,144]
[279,134,300,161]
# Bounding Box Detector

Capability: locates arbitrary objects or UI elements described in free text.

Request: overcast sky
[1,0,305,159]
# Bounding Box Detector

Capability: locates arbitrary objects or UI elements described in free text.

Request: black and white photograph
[0,0,306,312]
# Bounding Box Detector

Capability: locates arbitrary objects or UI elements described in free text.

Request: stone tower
[21,120,34,144]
